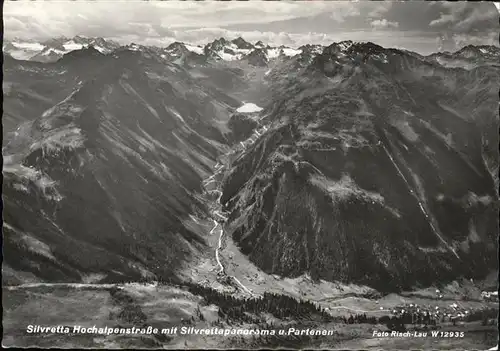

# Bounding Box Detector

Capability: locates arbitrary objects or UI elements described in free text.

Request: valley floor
[2,283,498,349]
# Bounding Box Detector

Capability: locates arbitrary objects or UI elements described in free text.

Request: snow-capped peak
[4,36,119,62]
[231,37,253,50]
[204,37,254,61]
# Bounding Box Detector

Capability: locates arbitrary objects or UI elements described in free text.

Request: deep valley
[2,33,499,349]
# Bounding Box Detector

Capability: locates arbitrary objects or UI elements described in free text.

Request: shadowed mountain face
[221,43,499,292]
[2,48,243,284]
[227,112,260,143]
[243,49,269,67]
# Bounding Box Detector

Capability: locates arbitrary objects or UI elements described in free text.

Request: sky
[3,1,500,55]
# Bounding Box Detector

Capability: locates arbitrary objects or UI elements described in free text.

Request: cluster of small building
[391,295,472,326]
[481,291,499,302]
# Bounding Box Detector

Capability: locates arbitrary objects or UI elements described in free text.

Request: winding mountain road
[206,180,255,296]
[201,122,273,297]
[4,283,121,290]
[214,223,225,274]
[325,306,390,313]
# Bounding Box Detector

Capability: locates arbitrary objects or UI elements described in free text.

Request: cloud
[429,14,457,28]
[371,19,399,30]
[454,6,499,32]
[428,2,497,33]
[426,2,498,52]
[429,3,471,28]
[327,3,361,23]
[368,3,393,19]
[451,32,499,48]
[4,17,28,33]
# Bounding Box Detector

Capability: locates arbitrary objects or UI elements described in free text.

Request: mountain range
[2,36,499,294]
[3,36,121,63]
[5,35,500,69]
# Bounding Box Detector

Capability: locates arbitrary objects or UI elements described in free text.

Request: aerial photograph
[2,0,499,349]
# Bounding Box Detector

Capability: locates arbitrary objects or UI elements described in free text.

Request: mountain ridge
[5,35,499,67]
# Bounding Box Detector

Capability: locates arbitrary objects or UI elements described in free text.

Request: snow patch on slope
[219,51,240,61]
[11,42,45,51]
[6,42,46,60]
[267,48,280,59]
[93,46,107,54]
[63,41,84,51]
[236,102,263,113]
[43,48,65,56]
[282,48,302,57]
[184,44,204,55]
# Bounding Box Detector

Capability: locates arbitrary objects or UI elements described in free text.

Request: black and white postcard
[2,1,499,349]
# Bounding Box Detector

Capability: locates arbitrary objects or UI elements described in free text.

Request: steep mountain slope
[220,42,499,292]
[243,49,269,67]
[2,47,240,284]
